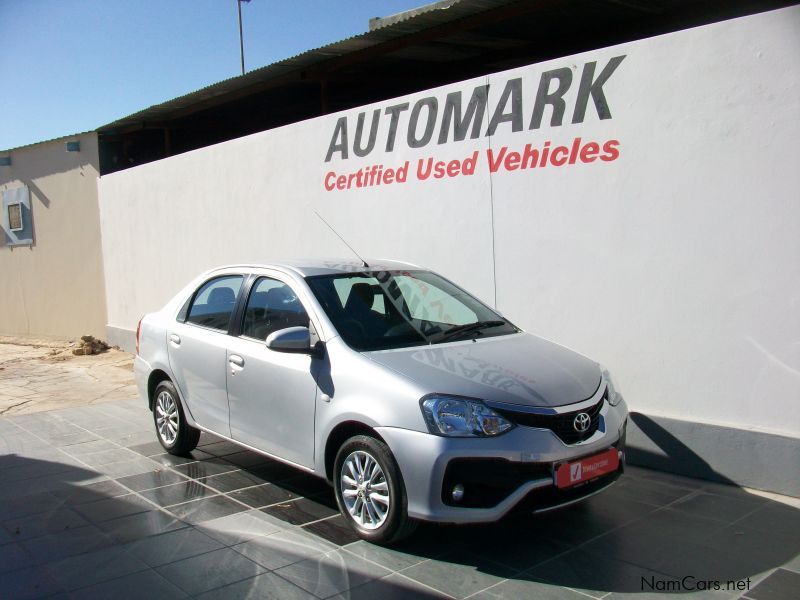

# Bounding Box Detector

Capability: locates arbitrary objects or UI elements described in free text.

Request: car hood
[364,332,601,408]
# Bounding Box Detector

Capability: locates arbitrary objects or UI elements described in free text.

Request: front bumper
[376,398,628,523]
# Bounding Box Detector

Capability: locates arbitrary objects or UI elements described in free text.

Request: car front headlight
[602,367,623,406]
[420,395,514,437]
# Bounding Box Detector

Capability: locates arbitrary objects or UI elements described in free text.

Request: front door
[226,276,318,468]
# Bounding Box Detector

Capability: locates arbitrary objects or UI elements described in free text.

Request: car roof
[210,258,422,278]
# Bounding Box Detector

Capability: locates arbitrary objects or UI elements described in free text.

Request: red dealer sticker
[555,448,620,489]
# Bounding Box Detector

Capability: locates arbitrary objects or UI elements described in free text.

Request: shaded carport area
[1,398,798,599]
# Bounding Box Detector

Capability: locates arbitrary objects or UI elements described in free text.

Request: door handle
[169,333,181,345]
[229,355,245,368]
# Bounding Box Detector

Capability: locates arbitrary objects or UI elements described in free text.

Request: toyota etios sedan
[135,260,628,544]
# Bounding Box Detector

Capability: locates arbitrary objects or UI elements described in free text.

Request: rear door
[167,273,244,437]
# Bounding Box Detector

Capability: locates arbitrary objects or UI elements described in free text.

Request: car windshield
[305,269,517,351]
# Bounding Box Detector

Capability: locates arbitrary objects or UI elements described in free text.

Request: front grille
[494,390,606,444]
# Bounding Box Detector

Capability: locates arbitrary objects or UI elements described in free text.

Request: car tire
[153,380,200,456]
[333,435,417,545]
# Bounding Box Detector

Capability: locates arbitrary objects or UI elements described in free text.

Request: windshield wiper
[434,320,507,343]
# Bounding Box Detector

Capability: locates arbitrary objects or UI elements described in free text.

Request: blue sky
[0,0,425,150]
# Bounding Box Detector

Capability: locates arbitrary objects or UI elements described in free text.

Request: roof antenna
[314,211,370,268]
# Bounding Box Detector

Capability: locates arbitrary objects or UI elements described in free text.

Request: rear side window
[241,277,309,340]
[186,275,243,331]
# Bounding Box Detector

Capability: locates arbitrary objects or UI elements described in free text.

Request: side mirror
[266,326,313,354]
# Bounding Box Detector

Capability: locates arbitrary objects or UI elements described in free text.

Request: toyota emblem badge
[573,412,591,433]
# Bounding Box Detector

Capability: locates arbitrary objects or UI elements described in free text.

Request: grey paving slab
[331,572,453,600]
[200,468,274,492]
[400,551,517,600]
[734,502,800,540]
[149,449,215,467]
[98,509,188,543]
[59,438,118,456]
[79,447,142,467]
[275,549,391,599]
[783,551,800,574]
[0,542,35,574]
[20,524,116,564]
[124,526,225,567]
[127,440,167,457]
[172,456,241,479]
[0,565,65,599]
[45,431,101,446]
[115,467,189,491]
[51,478,128,505]
[116,429,162,447]
[524,549,681,599]
[93,456,163,479]
[165,494,249,525]
[233,528,338,570]
[195,571,316,600]
[0,491,64,521]
[0,524,13,544]
[345,540,430,572]
[197,508,287,546]
[228,481,299,508]
[746,568,800,600]
[261,496,339,525]
[303,514,361,546]
[43,544,149,591]
[623,506,731,545]
[68,569,188,600]
[436,527,571,573]
[223,450,272,469]
[198,440,244,457]
[155,546,267,596]
[472,577,589,600]
[72,492,154,522]
[139,480,218,507]
[2,507,89,541]
[4,455,86,483]
[671,490,769,523]
[705,524,800,577]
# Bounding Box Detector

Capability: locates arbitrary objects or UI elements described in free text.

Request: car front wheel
[333,435,417,544]
[153,380,200,455]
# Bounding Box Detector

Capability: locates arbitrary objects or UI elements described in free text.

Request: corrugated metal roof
[1,130,96,155]
[97,0,518,133]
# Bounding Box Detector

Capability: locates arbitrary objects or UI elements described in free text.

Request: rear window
[186,275,243,331]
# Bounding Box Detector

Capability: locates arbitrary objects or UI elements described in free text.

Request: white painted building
[98,7,800,495]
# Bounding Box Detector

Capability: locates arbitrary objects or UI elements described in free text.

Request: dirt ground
[0,335,136,416]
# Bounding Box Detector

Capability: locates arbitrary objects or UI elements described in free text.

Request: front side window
[186,275,243,331]
[306,270,517,351]
[241,277,309,340]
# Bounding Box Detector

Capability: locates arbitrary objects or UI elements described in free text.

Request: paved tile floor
[1,399,798,599]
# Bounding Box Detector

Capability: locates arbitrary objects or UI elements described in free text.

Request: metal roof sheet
[96,0,517,133]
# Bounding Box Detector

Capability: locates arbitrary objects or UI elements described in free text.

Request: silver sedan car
[134,260,628,544]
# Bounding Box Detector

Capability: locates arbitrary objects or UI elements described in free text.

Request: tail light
[135,317,143,355]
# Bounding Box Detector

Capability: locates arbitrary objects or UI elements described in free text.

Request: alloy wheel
[340,450,391,529]
[155,391,179,445]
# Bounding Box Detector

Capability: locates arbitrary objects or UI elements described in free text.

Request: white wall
[99,7,800,438]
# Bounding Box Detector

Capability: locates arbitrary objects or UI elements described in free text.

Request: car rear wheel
[153,380,200,455]
[333,435,417,544]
